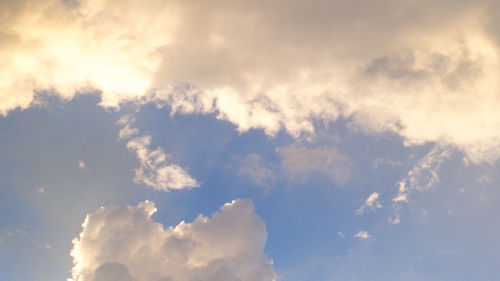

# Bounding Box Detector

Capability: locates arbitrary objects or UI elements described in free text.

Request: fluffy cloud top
[70,199,276,281]
[2,0,500,162]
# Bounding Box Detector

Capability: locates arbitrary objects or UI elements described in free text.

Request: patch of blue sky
[1,94,500,280]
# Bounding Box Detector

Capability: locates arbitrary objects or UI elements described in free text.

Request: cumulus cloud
[1,0,500,162]
[70,199,276,281]
[278,145,352,185]
[118,115,198,191]
[356,192,382,214]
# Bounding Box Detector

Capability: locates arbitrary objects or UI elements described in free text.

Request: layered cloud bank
[70,199,276,281]
[2,0,500,162]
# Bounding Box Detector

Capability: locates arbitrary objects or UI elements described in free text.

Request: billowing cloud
[70,199,277,281]
[1,0,500,162]
[118,115,198,191]
[356,192,382,214]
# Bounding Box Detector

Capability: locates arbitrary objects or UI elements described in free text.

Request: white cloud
[118,115,199,191]
[356,192,382,214]
[337,232,345,238]
[390,146,451,222]
[354,231,371,239]
[1,0,500,163]
[278,145,352,185]
[393,146,450,203]
[392,193,408,203]
[117,115,139,140]
[70,199,277,281]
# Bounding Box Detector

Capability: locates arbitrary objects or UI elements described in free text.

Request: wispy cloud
[391,146,451,221]
[278,145,352,185]
[388,215,401,225]
[393,146,451,200]
[117,115,199,191]
[238,153,276,188]
[356,192,382,214]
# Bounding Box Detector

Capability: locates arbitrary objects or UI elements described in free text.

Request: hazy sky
[1,0,500,280]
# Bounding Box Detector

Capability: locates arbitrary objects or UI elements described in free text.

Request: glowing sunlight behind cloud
[1,0,500,163]
[2,1,500,280]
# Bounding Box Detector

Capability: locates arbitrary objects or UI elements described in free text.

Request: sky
[1,0,500,280]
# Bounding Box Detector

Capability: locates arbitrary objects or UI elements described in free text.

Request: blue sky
[1,94,499,280]
[1,1,500,280]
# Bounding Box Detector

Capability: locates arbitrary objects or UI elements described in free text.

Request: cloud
[78,160,86,169]
[278,145,352,185]
[390,146,451,222]
[354,231,371,239]
[388,215,401,225]
[393,146,451,203]
[70,199,277,281]
[118,115,199,191]
[392,193,408,203]
[373,158,402,170]
[236,148,351,187]
[1,0,500,163]
[238,153,276,188]
[117,115,140,140]
[356,192,382,214]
